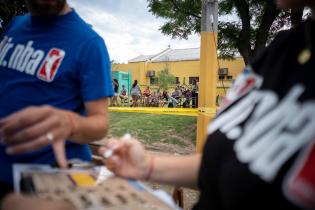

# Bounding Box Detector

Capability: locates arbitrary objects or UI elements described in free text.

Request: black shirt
[194,20,315,210]
[113,78,119,93]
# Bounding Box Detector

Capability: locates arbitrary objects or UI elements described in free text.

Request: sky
[67,0,201,63]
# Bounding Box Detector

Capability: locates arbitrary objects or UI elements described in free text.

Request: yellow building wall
[216,57,245,96]
[112,57,245,93]
[147,60,200,85]
[218,57,245,79]
[112,62,147,85]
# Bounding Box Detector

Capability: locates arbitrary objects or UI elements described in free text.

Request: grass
[108,112,197,146]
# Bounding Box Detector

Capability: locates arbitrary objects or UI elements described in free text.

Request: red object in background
[286,141,315,209]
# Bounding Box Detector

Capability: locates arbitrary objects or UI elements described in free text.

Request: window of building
[189,77,199,84]
[218,75,225,80]
[218,68,229,75]
[227,75,233,80]
[176,77,180,84]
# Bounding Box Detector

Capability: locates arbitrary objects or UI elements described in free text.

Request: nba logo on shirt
[219,67,263,111]
[37,48,65,82]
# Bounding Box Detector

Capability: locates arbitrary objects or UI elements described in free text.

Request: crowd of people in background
[110,79,200,108]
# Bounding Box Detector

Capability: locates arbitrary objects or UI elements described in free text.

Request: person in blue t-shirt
[0,0,114,199]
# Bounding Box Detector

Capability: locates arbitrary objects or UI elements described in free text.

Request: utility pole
[196,0,218,152]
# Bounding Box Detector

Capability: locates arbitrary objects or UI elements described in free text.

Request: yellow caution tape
[109,107,197,116]
[69,173,95,187]
[109,107,217,117]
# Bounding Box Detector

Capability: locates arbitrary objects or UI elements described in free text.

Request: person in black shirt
[99,0,315,210]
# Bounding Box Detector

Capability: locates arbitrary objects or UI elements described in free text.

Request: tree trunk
[234,0,251,65]
[236,1,280,65]
[238,47,250,65]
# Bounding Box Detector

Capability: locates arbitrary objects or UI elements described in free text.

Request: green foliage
[0,0,27,34]
[147,0,303,64]
[148,0,201,39]
[156,68,176,91]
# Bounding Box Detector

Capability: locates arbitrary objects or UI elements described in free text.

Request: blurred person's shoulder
[2,13,30,32]
[65,10,104,42]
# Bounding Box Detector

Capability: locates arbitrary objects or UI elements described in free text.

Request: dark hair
[132,80,138,88]
[163,90,169,99]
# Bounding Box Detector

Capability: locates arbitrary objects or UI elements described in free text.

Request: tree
[156,68,176,91]
[147,0,304,64]
[0,0,27,34]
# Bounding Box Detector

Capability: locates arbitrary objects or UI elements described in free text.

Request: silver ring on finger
[46,132,54,143]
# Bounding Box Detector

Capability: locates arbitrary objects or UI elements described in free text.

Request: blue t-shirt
[0,10,114,184]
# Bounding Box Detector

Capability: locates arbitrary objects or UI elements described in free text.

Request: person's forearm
[67,111,109,144]
[147,154,201,189]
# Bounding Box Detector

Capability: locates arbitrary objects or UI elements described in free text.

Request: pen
[102,133,132,159]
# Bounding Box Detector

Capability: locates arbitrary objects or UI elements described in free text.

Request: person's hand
[0,105,75,168]
[98,137,152,180]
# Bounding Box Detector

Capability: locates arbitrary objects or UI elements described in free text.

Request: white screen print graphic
[0,36,65,82]
[208,85,315,182]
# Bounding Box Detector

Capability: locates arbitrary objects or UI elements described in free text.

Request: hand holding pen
[99,133,154,181]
